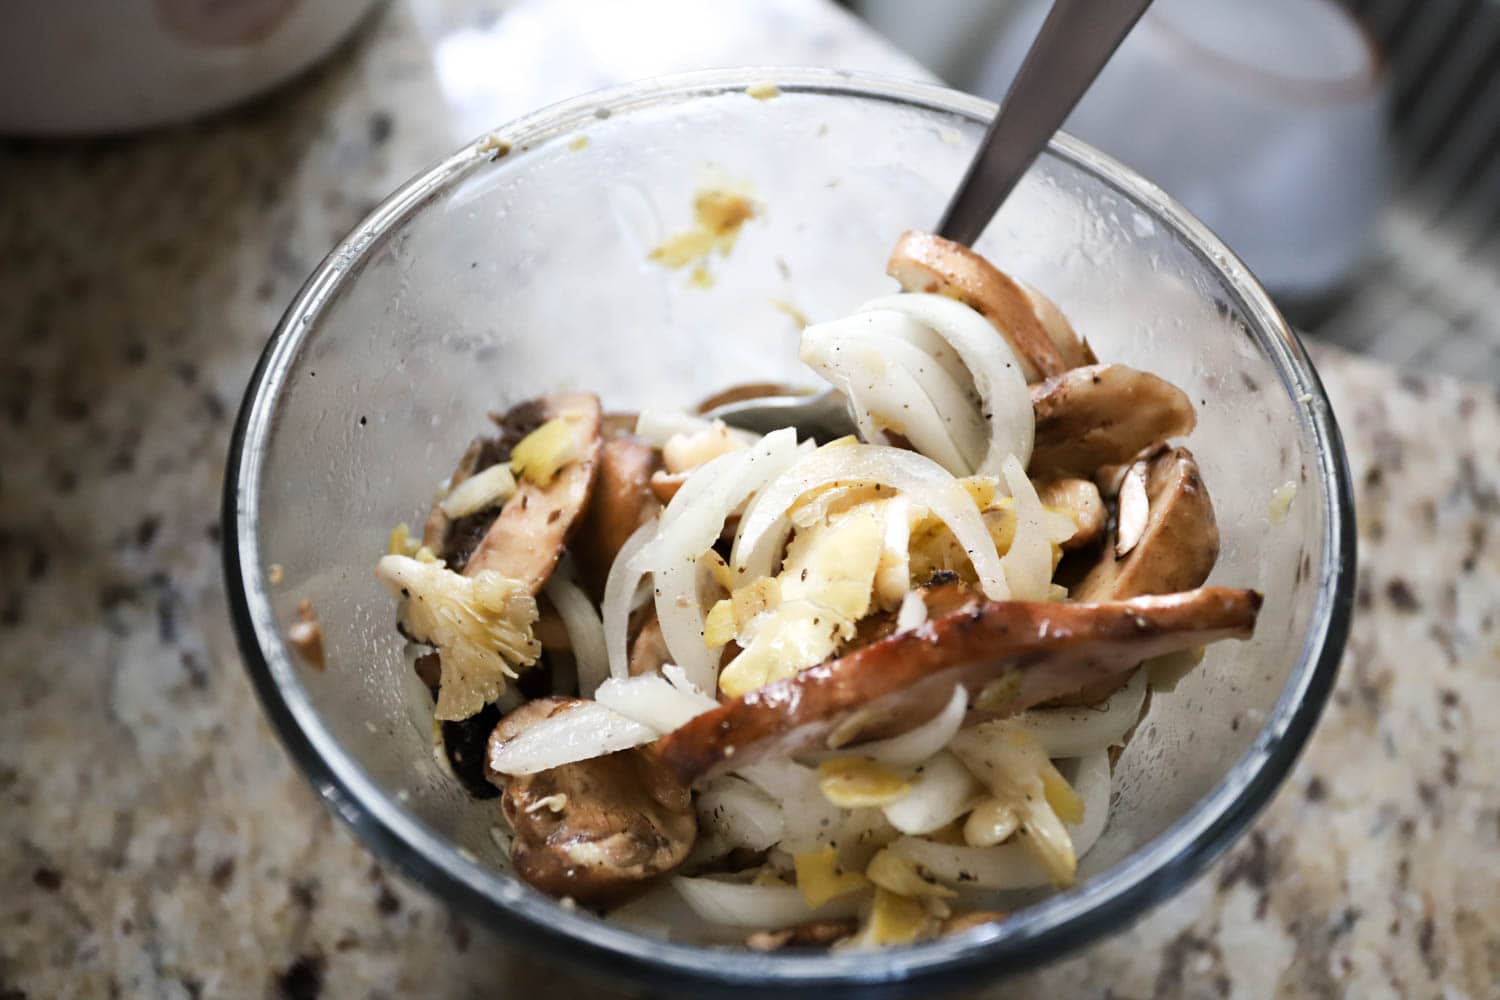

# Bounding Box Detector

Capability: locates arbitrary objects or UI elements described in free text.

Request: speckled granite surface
[2,2,1497,998]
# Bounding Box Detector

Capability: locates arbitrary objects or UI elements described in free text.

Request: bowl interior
[229,71,1347,993]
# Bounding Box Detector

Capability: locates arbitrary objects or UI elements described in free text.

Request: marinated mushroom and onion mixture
[375,231,1261,950]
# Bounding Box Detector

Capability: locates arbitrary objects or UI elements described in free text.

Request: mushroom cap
[1029,365,1197,480]
[488,697,697,907]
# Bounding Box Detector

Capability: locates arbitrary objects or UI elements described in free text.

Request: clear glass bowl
[224,69,1354,997]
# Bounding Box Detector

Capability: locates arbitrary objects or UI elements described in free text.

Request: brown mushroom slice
[1020,282,1096,368]
[887,230,1067,383]
[1029,365,1196,480]
[487,697,697,906]
[1036,478,1106,551]
[1075,446,1219,602]
[655,587,1260,785]
[571,434,661,600]
[1050,446,1220,706]
[747,918,859,952]
[463,393,603,593]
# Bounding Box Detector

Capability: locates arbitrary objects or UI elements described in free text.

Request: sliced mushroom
[424,401,550,565]
[571,434,661,599]
[1029,365,1196,480]
[887,231,1067,382]
[746,918,859,952]
[1036,478,1107,551]
[655,587,1260,785]
[1050,446,1220,707]
[463,393,603,593]
[1020,282,1096,368]
[488,697,697,906]
[1075,446,1219,602]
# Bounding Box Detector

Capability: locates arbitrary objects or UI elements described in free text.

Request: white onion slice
[857,293,1033,473]
[894,588,928,633]
[698,776,786,851]
[888,748,1114,888]
[634,429,801,693]
[486,700,654,776]
[801,314,985,474]
[736,758,844,850]
[732,444,1008,599]
[880,751,983,835]
[602,517,660,680]
[998,454,1053,601]
[544,570,609,699]
[594,673,718,734]
[1062,749,1112,858]
[438,463,517,518]
[1009,669,1147,758]
[671,877,865,929]
[852,685,968,767]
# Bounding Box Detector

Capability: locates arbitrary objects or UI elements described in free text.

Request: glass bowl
[224,69,1354,997]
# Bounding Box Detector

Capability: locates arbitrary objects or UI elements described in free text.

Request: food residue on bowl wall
[288,598,325,670]
[745,81,781,101]
[649,187,758,280]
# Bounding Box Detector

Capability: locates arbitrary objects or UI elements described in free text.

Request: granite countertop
[2,1,1496,997]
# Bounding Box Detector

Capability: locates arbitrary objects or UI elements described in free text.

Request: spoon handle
[937,0,1154,247]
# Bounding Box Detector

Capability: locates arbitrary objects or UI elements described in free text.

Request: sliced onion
[438,463,517,518]
[544,569,609,699]
[894,587,927,633]
[1062,749,1112,858]
[602,517,660,680]
[635,409,757,449]
[880,751,983,835]
[888,834,1043,890]
[732,444,1008,599]
[1009,669,1147,757]
[672,876,865,929]
[594,672,718,734]
[857,293,1033,473]
[698,776,786,851]
[998,454,1053,601]
[634,429,802,693]
[852,685,967,767]
[888,748,1114,888]
[487,700,654,776]
[801,313,984,474]
[736,758,845,850]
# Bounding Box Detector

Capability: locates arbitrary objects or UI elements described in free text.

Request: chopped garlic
[439,463,518,518]
[817,758,913,808]
[375,555,539,721]
[962,798,1020,847]
[949,724,1084,888]
[662,419,748,475]
[793,845,869,907]
[510,416,584,486]
[388,522,421,557]
[895,589,927,632]
[865,849,955,899]
[843,888,932,949]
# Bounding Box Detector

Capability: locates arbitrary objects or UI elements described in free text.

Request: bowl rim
[223,67,1354,997]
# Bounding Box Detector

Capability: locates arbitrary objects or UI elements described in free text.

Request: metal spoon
[707,0,1153,439]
